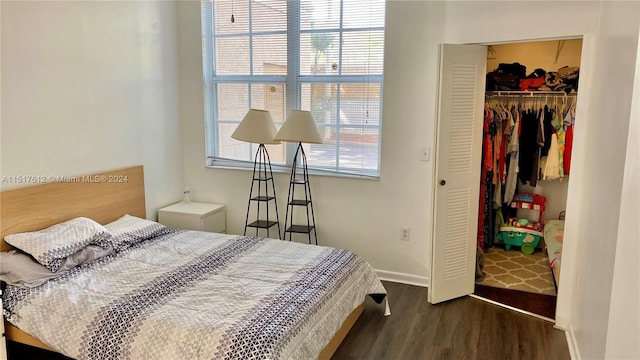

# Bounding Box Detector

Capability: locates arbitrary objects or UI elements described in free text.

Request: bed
[1,166,388,359]
[544,219,564,288]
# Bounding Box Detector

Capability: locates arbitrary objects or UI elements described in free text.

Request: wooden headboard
[1,166,146,251]
[1,166,146,350]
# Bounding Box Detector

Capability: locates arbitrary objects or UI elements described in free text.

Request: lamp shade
[274,110,323,144]
[231,109,281,144]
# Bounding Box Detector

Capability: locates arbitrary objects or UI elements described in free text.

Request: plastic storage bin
[497,226,543,255]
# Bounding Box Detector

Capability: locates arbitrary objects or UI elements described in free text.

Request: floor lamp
[274,110,323,244]
[232,109,282,239]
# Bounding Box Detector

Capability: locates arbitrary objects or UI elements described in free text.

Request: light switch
[421,147,430,161]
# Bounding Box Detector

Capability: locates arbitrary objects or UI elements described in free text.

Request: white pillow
[0,243,113,289]
[0,250,59,288]
[104,214,173,252]
[4,217,113,272]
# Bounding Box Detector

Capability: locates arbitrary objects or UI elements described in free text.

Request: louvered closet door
[428,44,486,304]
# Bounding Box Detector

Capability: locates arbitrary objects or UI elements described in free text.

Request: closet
[473,39,582,320]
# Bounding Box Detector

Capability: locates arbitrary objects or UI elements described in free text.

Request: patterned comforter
[3,230,387,359]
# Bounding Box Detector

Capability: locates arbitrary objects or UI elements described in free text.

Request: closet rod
[486,91,576,97]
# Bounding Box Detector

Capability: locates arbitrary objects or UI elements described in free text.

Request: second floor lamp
[274,110,323,244]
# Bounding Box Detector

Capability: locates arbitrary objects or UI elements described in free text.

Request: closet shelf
[486,90,577,97]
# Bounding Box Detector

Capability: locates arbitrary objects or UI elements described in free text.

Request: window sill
[206,160,380,181]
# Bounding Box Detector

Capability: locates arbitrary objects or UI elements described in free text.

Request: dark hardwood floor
[332,281,570,360]
[7,281,570,360]
[474,283,557,319]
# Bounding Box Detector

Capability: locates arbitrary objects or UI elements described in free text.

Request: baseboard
[565,326,581,360]
[375,269,429,287]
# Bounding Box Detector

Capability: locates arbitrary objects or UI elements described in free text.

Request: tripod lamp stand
[274,110,323,244]
[231,109,282,239]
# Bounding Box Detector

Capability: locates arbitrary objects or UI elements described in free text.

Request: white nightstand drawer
[158,202,226,233]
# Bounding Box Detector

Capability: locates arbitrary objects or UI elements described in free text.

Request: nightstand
[158,202,226,233]
[1,289,6,360]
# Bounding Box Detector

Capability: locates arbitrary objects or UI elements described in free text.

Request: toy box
[498,218,544,255]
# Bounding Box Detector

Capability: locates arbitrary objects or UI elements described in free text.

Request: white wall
[564,3,638,359]
[604,28,640,360]
[0,1,184,217]
[487,39,583,74]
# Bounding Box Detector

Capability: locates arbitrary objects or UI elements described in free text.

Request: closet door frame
[428,35,592,332]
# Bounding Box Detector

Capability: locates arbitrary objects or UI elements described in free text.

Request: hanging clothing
[563,104,575,175]
[492,108,505,207]
[543,133,560,180]
[503,108,520,205]
[478,104,506,250]
[480,93,577,251]
[564,125,574,174]
[530,108,544,187]
[499,107,514,184]
[493,110,503,186]
[518,109,539,185]
[556,125,566,181]
[550,108,565,180]
[541,105,554,156]
[477,108,493,250]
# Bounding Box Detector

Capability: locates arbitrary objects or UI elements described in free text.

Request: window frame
[201,0,384,179]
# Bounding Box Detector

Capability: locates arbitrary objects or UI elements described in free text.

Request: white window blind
[202,0,385,177]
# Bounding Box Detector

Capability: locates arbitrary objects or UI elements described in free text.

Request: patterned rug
[476,246,556,296]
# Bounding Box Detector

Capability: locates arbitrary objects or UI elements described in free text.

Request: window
[202,0,385,178]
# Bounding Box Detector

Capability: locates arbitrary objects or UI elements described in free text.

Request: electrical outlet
[400,228,410,241]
